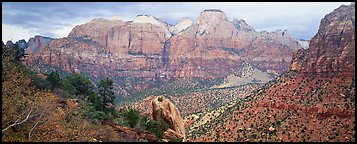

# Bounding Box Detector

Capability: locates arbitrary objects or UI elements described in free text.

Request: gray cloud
[2,2,351,42]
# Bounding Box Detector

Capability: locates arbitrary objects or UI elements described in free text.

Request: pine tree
[98,77,114,110]
[68,73,95,97]
[46,71,61,90]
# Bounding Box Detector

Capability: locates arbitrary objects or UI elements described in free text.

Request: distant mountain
[22,9,304,102]
[4,39,28,49]
[167,9,303,77]
[24,9,303,79]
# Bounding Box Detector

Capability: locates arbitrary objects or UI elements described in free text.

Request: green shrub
[67,73,95,96]
[88,92,101,110]
[146,119,169,139]
[31,76,52,90]
[102,106,116,117]
[84,100,116,122]
[122,107,141,128]
[276,120,281,127]
[87,110,107,121]
[60,78,78,96]
[169,137,183,142]
[113,117,129,127]
[46,71,61,90]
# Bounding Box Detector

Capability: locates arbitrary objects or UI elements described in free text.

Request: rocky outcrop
[233,18,255,32]
[169,17,193,35]
[17,39,28,49]
[5,40,14,48]
[215,63,273,88]
[290,3,355,77]
[133,15,172,39]
[297,39,309,49]
[5,39,29,49]
[151,96,186,142]
[26,35,53,54]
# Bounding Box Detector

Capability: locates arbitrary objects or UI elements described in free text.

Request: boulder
[151,96,186,142]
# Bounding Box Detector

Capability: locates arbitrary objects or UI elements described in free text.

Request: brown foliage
[2,46,139,142]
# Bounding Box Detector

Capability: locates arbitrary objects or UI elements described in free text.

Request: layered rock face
[290,3,355,77]
[26,35,53,54]
[68,18,168,57]
[151,96,186,141]
[168,9,302,77]
[24,9,303,80]
[25,18,167,78]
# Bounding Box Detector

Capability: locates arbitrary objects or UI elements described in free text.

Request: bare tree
[2,108,33,132]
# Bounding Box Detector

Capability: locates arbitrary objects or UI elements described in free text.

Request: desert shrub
[46,71,61,90]
[122,107,141,128]
[276,120,281,127]
[85,109,107,121]
[113,117,129,127]
[60,78,78,96]
[88,92,101,110]
[2,44,123,142]
[84,103,116,122]
[146,119,169,139]
[136,114,150,130]
[169,137,183,142]
[102,106,116,118]
[31,76,52,90]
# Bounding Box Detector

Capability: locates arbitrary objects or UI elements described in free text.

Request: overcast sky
[2,2,351,42]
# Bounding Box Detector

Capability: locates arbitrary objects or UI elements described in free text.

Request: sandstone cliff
[290,3,355,77]
[68,17,168,56]
[167,9,302,77]
[26,35,53,54]
[24,9,304,79]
